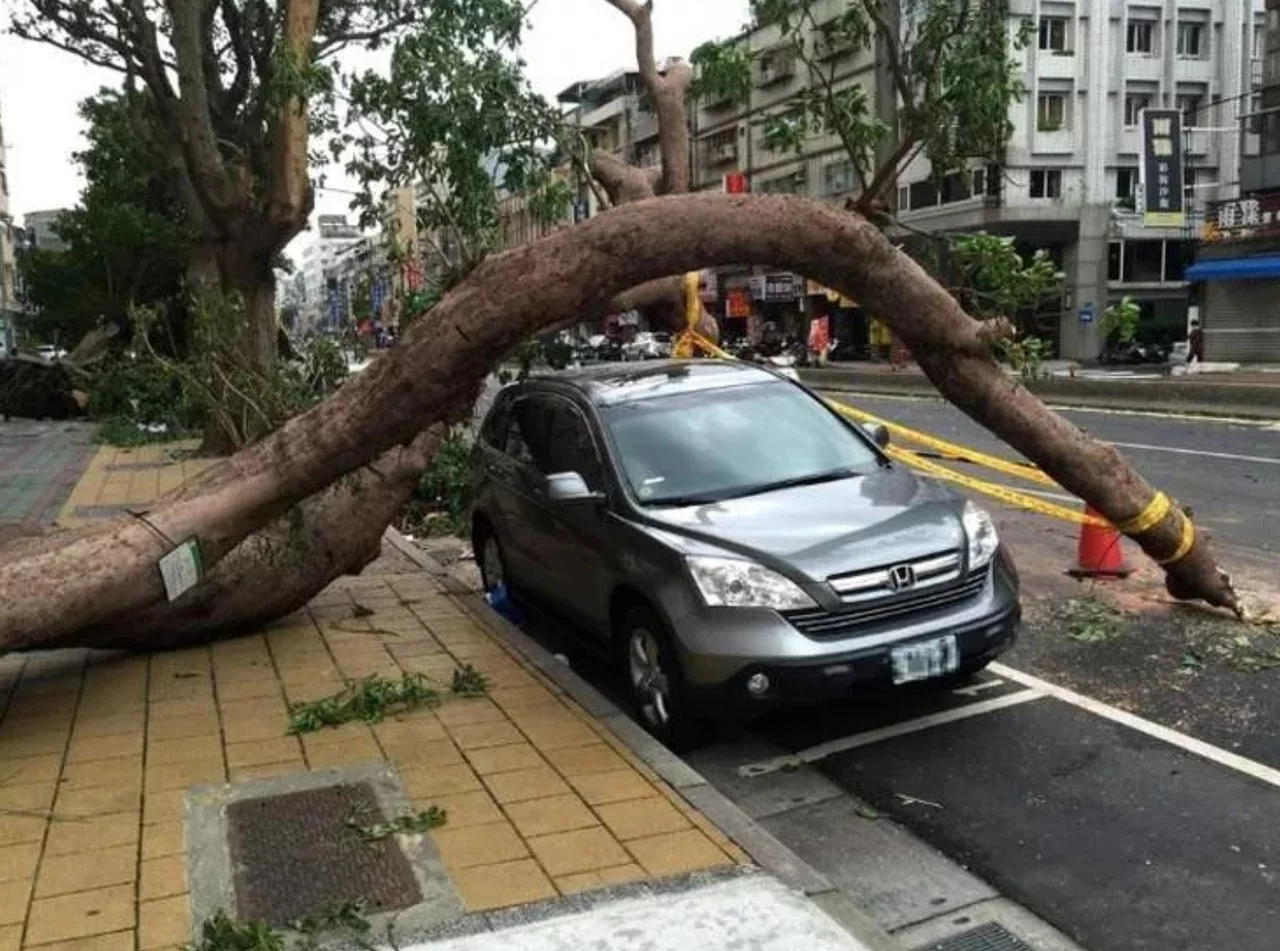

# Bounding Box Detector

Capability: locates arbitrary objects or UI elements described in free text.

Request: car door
[513,393,615,633]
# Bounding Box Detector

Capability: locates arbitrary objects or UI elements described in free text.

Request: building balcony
[1124,54,1164,83]
[1032,125,1076,155]
[706,142,740,166]
[630,110,659,143]
[1036,50,1078,81]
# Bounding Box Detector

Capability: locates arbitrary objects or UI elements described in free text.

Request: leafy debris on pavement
[187,902,378,951]
[346,807,447,841]
[287,673,442,733]
[450,664,490,698]
[1062,595,1127,644]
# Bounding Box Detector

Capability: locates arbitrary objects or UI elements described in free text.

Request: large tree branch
[591,152,657,204]
[266,0,322,237]
[165,0,241,219]
[599,0,691,195]
[0,194,1238,643]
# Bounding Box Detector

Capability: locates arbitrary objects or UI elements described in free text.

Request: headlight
[685,556,817,610]
[963,500,999,569]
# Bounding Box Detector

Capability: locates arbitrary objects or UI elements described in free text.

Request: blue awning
[1184,254,1280,281]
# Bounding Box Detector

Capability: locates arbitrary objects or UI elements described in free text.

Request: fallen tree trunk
[0,193,1237,648]
[4,426,442,652]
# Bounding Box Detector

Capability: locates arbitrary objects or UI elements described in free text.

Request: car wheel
[619,606,703,751]
[475,525,508,594]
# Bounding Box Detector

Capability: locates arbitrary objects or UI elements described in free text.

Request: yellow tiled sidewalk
[57,442,214,527]
[0,444,747,951]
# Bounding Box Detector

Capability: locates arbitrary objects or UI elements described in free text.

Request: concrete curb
[800,369,1280,420]
[382,528,902,951]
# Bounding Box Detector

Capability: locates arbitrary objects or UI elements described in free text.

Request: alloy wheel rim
[628,628,671,727]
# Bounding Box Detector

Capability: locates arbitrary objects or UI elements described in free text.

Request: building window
[1116,167,1139,200]
[1123,240,1165,282]
[1176,22,1204,58]
[1127,19,1154,54]
[822,159,856,196]
[972,167,987,196]
[897,185,911,211]
[1124,92,1152,127]
[1176,94,1203,126]
[1039,17,1068,52]
[1029,168,1063,199]
[1037,93,1068,131]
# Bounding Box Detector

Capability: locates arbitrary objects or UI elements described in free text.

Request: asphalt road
[816,392,1280,572]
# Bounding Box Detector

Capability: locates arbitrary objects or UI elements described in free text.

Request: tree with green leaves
[692,0,1025,218]
[17,90,190,351]
[0,0,1241,651]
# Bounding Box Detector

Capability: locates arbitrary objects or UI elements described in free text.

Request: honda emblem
[888,564,916,591]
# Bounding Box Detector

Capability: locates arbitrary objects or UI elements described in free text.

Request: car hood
[637,467,965,582]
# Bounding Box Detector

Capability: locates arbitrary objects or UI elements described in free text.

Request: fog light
[746,673,770,696]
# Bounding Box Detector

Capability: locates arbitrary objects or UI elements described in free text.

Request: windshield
[602,381,881,506]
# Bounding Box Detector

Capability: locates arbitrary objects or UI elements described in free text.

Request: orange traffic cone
[1069,505,1132,579]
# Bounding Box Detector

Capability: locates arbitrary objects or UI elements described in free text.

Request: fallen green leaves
[1062,595,1127,644]
[287,668,491,734]
[347,806,447,841]
[183,901,377,951]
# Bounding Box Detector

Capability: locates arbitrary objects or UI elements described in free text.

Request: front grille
[786,553,986,640]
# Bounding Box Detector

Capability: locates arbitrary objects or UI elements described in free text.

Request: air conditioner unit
[759,56,796,85]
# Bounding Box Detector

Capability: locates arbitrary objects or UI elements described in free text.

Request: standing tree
[18,90,190,350]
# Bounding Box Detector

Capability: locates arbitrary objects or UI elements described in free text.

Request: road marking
[1108,442,1280,466]
[991,663,1280,791]
[738,688,1045,777]
[952,678,1007,697]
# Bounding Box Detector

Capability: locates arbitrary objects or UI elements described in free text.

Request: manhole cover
[227,782,422,925]
[926,922,1037,951]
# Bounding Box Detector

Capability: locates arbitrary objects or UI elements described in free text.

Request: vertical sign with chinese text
[1140,109,1185,227]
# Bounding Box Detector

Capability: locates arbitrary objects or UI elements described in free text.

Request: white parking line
[1108,441,1280,466]
[991,663,1280,791]
[737,688,1045,777]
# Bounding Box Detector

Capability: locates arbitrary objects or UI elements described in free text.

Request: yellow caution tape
[1115,491,1170,535]
[825,399,1058,489]
[889,448,1110,528]
[1156,515,1197,565]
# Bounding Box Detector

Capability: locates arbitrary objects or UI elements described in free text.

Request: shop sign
[749,273,801,302]
[1201,193,1280,243]
[724,172,748,194]
[725,288,753,318]
[1140,109,1185,228]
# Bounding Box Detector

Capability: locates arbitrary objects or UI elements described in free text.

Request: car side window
[544,401,604,490]
[508,396,603,490]
[481,395,511,450]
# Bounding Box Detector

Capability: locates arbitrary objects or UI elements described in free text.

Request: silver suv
[470,360,1020,748]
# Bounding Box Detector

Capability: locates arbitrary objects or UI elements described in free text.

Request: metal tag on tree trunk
[158,537,204,601]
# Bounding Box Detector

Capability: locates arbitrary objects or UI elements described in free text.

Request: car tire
[474,523,509,595]
[617,605,703,752]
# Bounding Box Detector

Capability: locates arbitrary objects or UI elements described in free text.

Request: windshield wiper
[643,493,724,508]
[717,466,863,502]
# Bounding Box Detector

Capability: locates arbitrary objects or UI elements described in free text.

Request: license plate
[890,635,959,685]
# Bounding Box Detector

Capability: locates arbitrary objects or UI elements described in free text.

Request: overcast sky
[0,0,749,229]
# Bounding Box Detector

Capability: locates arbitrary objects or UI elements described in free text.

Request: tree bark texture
[0,194,1237,649]
[3,428,441,653]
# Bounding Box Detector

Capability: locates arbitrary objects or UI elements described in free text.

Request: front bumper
[666,555,1020,716]
[686,604,1019,717]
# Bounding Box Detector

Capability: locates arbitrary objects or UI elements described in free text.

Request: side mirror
[862,422,890,448]
[544,471,603,503]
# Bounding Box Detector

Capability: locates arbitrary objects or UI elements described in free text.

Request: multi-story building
[1185,0,1280,361]
[0,100,16,353]
[301,214,363,326]
[22,209,71,252]
[689,0,892,342]
[895,0,1267,359]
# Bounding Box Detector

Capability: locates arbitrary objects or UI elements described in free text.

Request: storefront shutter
[1204,280,1280,361]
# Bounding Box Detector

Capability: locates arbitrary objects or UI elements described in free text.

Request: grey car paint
[470,360,1019,703]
